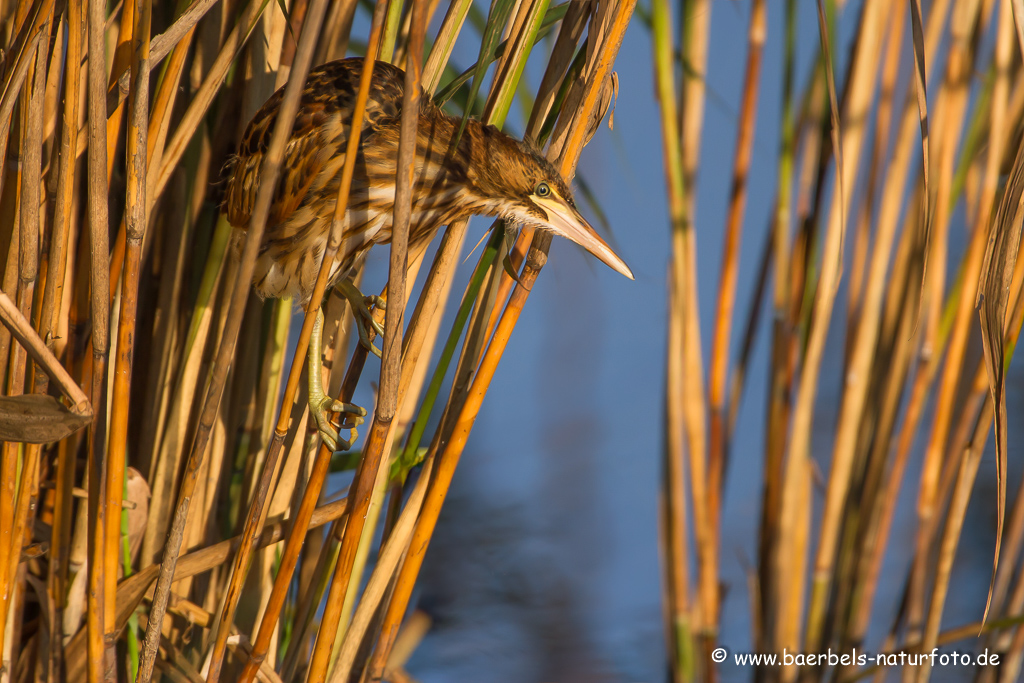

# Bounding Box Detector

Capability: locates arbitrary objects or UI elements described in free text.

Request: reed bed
[0,0,633,680]
[655,0,1024,682]
[3,0,1024,681]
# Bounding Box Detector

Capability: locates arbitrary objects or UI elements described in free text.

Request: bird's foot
[307,306,366,452]
[337,280,386,357]
[309,389,366,452]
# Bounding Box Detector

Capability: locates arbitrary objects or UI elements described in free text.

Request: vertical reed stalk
[707,0,766,540]
[651,0,692,676]
[85,0,112,678]
[42,6,82,673]
[105,0,150,667]
[677,3,715,666]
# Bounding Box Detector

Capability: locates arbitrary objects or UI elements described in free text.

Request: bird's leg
[308,307,366,452]
[335,278,386,358]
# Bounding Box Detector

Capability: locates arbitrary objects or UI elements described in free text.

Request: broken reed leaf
[502,224,526,287]
[815,0,845,279]
[976,138,1024,625]
[0,395,93,443]
[909,0,932,334]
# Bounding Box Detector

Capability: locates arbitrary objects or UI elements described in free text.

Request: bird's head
[461,125,634,280]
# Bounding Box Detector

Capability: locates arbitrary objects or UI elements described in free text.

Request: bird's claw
[336,279,386,357]
[353,299,385,358]
[307,306,366,451]
[311,394,366,452]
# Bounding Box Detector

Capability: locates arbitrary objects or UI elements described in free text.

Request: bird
[221,57,633,452]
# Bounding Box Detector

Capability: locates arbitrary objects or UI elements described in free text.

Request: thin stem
[105,0,151,664]
[85,0,112,678]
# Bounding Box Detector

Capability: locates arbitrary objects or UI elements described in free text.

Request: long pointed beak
[534,196,634,280]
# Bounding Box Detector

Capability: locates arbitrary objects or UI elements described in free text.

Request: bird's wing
[223,59,406,232]
[223,96,344,230]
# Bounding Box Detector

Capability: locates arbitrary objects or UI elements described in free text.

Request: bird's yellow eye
[535,182,551,197]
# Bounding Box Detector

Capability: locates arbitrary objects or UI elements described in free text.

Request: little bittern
[222,58,633,450]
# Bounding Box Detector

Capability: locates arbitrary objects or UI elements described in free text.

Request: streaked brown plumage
[221,57,632,449]
[222,58,632,303]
